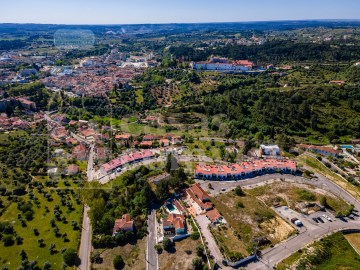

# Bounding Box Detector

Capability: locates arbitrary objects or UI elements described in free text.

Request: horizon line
[1,18,360,27]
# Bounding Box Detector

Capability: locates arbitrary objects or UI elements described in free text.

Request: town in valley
[1,1,360,270]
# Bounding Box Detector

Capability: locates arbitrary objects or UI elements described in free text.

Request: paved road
[146,209,158,270]
[195,215,224,266]
[196,173,360,269]
[342,148,360,164]
[78,205,92,270]
[87,143,96,181]
[98,156,166,184]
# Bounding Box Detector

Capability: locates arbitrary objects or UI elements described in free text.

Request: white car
[322,214,332,221]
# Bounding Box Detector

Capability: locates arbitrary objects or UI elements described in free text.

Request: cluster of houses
[186,183,223,224]
[195,159,297,181]
[298,144,340,158]
[0,114,35,130]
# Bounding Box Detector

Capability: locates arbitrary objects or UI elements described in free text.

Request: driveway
[146,209,158,270]
[195,215,223,264]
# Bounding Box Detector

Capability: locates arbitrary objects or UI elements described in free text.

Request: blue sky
[1,0,360,24]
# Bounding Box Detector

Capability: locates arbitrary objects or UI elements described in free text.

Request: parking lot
[273,205,359,236]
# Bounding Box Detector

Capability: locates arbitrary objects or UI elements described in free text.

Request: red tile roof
[100,150,154,173]
[206,208,222,223]
[113,214,133,233]
[298,144,340,155]
[115,133,132,140]
[195,159,297,177]
[186,183,213,210]
[163,214,185,231]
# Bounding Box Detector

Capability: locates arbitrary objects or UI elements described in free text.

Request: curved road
[195,173,360,269]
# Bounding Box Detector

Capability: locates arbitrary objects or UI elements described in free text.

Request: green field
[277,232,360,270]
[0,182,82,269]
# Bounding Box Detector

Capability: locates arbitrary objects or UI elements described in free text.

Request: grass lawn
[158,237,204,270]
[211,191,294,253]
[297,154,360,200]
[344,233,360,255]
[277,232,360,270]
[0,185,82,269]
[92,238,146,270]
[184,140,225,160]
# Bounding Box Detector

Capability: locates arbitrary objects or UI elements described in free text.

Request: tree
[62,248,78,266]
[192,257,203,270]
[320,197,328,208]
[113,255,124,269]
[19,249,27,260]
[3,235,14,246]
[162,237,173,252]
[165,153,172,172]
[234,186,245,196]
[43,262,51,270]
[196,245,204,257]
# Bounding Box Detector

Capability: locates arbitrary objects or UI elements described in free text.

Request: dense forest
[170,40,360,64]
[169,82,360,142]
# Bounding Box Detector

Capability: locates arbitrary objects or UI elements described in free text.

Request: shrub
[236,201,245,208]
[154,244,163,254]
[190,231,200,240]
[234,186,245,196]
[90,251,103,264]
[113,255,124,269]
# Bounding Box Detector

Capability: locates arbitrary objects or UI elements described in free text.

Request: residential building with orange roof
[298,144,340,158]
[186,183,213,211]
[112,214,134,235]
[162,213,186,235]
[195,158,297,181]
[206,208,223,224]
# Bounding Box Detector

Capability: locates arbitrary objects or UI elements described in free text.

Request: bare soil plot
[211,191,295,254]
[159,237,203,270]
[92,238,146,270]
[247,181,349,214]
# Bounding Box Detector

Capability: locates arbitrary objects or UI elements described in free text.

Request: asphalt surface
[196,173,360,269]
[87,143,96,181]
[98,156,166,184]
[195,215,224,266]
[78,205,92,270]
[146,209,158,270]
